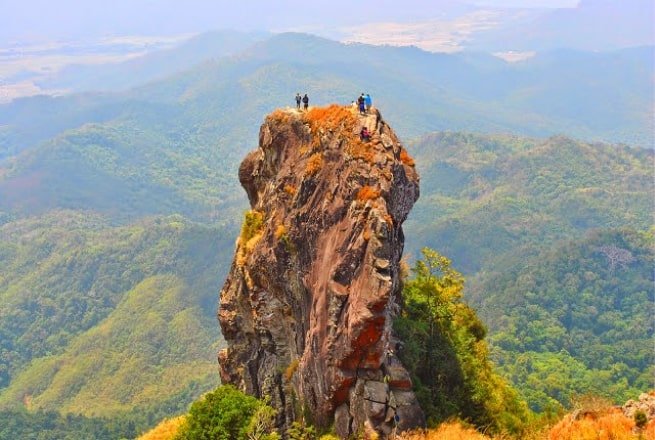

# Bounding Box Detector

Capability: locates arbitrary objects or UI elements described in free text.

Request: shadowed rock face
[218,105,425,438]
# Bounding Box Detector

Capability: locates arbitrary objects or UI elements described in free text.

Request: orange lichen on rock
[349,140,375,163]
[284,359,299,381]
[303,104,357,133]
[357,186,381,201]
[284,184,297,196]
[399,148,415,167]
[275,224,287,239]
[305,153,324,176]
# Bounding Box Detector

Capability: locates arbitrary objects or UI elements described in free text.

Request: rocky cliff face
[218,105,424,438]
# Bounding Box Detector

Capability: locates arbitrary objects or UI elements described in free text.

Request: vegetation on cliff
[395,248,530,434]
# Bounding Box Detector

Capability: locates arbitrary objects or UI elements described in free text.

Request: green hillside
[406,132,653,273]
[0,211,237,416]
[0,117,245,222]
[474,229,654,411]
[405,132,654,409]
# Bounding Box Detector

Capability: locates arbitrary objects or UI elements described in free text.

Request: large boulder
[218,105,424,438]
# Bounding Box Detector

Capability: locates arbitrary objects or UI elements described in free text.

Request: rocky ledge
[218,105,424,438]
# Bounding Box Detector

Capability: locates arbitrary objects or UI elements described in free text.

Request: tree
[175,385,275,440]
[395,248,530,434]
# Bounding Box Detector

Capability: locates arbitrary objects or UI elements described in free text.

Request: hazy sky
[1,0,580,44]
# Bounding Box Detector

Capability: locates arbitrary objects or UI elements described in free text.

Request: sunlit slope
[0,212,235,415]
[0,275,219,415]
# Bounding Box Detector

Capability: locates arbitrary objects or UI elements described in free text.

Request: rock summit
[218,105,424,438]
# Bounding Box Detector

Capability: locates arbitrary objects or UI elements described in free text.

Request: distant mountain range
[2,0,652,103]
[0,33,651,223]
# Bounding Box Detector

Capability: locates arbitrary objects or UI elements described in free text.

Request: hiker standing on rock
[295,93,302,109]
[365,93,372,112]
[302,93,309,110]
[358,93,366,115]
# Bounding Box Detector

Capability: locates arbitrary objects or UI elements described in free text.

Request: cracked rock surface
[218,106,425,438]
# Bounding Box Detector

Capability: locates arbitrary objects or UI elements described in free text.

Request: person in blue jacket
[365,93,372,112]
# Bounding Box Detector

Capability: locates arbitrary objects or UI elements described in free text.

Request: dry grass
[398,422,490,440]
[302,104,376,164]
[269,108,292,124]
[240,210,264,243]
[383,213,394,226]
[393,409,654,440]
[357,186,381,201]
[545,396,655,440]
[137,415,186,440]
[303,104,357,132]
[284,184,297,196]
[399,148,415,167]
[236,210,265,267]
[548,410,639,440]
[305,153,324,176]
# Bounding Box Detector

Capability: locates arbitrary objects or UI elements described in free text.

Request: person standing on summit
[295,93,302,110]
[365,93,372,113]
[302,93,309,110]
[358,93,366,115]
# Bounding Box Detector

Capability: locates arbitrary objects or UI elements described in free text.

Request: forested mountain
[36,31,269,94]
[477,229,653,411]
[0,34,651,222]
[9,34,655,154]
[0,211,236,416]
[406,132,653,410]
[406,132,653,273]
